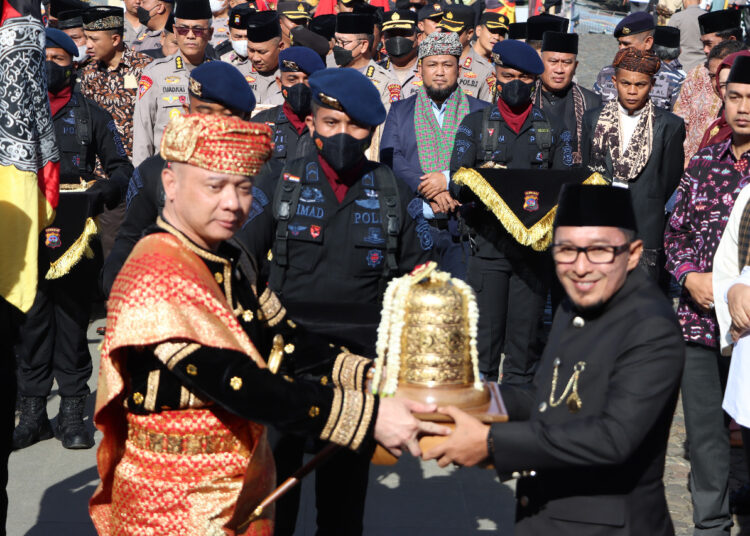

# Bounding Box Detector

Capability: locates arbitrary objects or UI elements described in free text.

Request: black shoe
[12,396,53,450]
[55,395,94,450]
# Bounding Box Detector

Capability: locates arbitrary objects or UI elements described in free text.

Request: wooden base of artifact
[372,382,507,466]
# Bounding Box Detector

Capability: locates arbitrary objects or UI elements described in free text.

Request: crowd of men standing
[3,0,750,532]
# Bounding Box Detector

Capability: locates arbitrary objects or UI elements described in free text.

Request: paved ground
[6,31,749,536]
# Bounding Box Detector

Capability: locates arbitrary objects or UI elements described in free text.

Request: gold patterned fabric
[90,232,273,535]
[160,114,273,177]
[332,353,371,391]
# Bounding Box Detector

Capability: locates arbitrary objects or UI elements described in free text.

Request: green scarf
[414,86,471,173]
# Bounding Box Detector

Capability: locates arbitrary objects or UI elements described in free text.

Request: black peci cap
[541,31,578,54]
[554,184,638,232]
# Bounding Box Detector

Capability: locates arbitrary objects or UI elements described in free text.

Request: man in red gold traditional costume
[89,113,444,535]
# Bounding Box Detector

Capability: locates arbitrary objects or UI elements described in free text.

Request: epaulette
[365,65,375,78]
[175,55,183,70]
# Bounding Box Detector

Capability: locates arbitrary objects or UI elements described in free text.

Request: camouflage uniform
[593,60,683,111]
[458,47,495,101]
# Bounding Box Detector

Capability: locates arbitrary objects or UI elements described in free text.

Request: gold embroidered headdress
[160,114,274,177]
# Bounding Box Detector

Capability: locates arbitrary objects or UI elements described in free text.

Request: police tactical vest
[57,92,93,179]
[479,105,553,166]
[270,157,401,294]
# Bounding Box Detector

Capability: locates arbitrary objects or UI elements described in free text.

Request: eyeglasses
[551,244,631,264]
[174,25,210,37]
[333,38,364,48]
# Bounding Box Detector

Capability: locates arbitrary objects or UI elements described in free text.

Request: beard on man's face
[424,81,459,102]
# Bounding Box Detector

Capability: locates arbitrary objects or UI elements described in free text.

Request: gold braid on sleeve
[257,288,287,327]
[320,390,376,451]
[154,341,201,370]
[332,353,372,391]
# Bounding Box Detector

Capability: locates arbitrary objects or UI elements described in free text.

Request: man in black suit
[380,31,490,279]
[424,184,685,536]
[580,46,685,284]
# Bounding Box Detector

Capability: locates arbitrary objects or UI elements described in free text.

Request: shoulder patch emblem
[138,75,153,99]
[387,83,401,102]
[245,75,255,83]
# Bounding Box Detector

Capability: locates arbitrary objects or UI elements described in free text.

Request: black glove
[89,178,122,215]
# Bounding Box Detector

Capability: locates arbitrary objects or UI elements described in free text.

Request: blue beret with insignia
[279,46,325,75]
[309,68,386,127]
[45,28,77,58]
[491,39,544,75]
[614,11,654,38]
[189,62,256,113]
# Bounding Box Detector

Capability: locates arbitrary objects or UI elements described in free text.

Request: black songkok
[554,184,638,232]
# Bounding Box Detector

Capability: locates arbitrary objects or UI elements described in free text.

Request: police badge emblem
[45,228,61,248]
[523,190,539,212]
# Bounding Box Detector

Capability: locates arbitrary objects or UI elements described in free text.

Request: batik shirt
[665,138,750,347]
[673,63,722,168]
[80,46,153,158]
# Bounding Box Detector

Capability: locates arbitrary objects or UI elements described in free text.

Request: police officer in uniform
[417,2,442,43]
[251,47,325,166]
[214,3,253,67]
[102,61,260,296]
[132,0,213,166]
[378,10,422,99]
[592,12,676,111]
[278,1,312,48]
[449,39,570,384]
[439,5,494,101]
[245,11,285,106]
[333,12,402,110]
[252,68,433,536]
[12,29,133,451]
[533,32,601,165]
[424,185,684,536]
[130,0,173,52]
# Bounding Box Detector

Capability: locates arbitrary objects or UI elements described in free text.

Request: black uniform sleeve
[88,101,133,196]
[449,111,482,175]
[397,179,436,273]
[153,343,379,451]
[489,315,684,474]
[101,156,165,297]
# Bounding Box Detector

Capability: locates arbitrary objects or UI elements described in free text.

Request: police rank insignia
[45,228,61,248]
[523,190,540,212]
[138,75,152,99]
[463,56,472,68]
[175,56,184,69]
[366,65,375,78]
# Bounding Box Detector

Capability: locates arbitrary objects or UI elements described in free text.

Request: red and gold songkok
[612,47,661,77]
[160,113,273,176]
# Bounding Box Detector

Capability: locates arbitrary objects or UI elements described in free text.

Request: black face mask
[46,61,72,93]
[384,36,414,58]
[136,6,152,26]
[499,80,534,108]
[282,83,312,116]
[313,131,371,171]
[332,45,355,67]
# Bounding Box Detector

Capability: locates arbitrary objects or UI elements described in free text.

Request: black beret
[554,184,638,232]
[309,68,386,126]
[382,9,417,31]
[189,61,256,113]
[541,31,578,54]
[698,8,741,35]
[291,26,330,59]
[614,11,654,38]
[310,14,336,40]
[526,14,569,41]
[229,4,255,29]
[82,6,124,31]
[727,55,750,85]
[174,0,213,21]
[335,12,375,35]
[508,22,527,40]
[479,12,509,32]
[437,5,475,32]
[654,25,680,48]
[246,11,282,42]
[45,27,77,57]
[49,0,87,19]
[279,46,325,74]
[278,2,312,21]
[56,9,83,29]
[417,3,443,21]
[492,39,544,74]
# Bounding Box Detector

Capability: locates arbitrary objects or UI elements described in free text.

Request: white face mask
[74,44,87,63]
[231,38,248,58]
[209,0,225,13]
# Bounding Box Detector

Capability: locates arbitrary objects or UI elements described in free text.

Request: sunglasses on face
[174,25,210,37]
